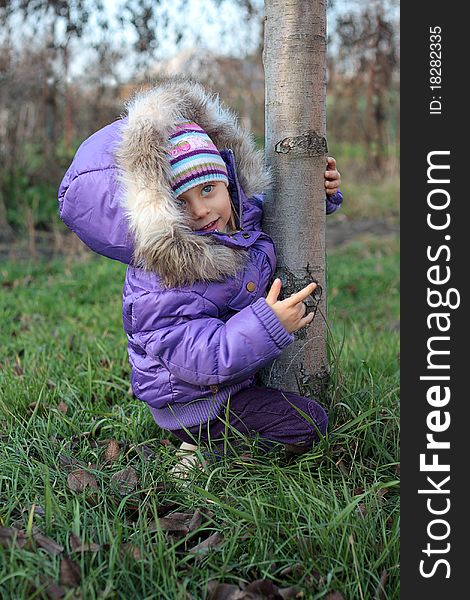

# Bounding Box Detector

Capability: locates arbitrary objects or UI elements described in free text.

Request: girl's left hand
[325,157,341,196]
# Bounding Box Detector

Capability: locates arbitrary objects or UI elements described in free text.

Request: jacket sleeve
[132,292,294,386]
[326,189,343,215]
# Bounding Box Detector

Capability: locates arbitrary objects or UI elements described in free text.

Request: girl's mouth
[197,218,219,232]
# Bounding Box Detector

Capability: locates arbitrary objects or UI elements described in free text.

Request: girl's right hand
[265,279,317,333]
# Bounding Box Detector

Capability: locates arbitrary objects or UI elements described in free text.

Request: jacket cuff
[251,297,294,349]
[326,189,343,215]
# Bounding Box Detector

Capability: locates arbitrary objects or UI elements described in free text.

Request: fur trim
[114,77,271,288]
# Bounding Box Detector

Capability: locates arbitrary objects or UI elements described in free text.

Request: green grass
[338,175,399,222]
[0,237,399,599]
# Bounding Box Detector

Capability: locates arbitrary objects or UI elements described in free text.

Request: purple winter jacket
[58,78,343,431]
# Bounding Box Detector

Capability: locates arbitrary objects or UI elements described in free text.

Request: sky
[4,0,398,82]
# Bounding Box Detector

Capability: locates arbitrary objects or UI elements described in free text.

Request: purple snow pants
[170,385,328,458]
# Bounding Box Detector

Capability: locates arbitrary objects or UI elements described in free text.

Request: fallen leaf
[69,532,100,553]
[120,542,142,560]
[38,575,67,600]
[111,466,138,495]
[59,454,86,470]
[336,459,349,476]
[356,503,367,518]
[67,469,99,492]
[188,531,224,553]
[279,587,304,599]
[377,488,388,501]
[156,512,194,534]
[99,357,110,369]
[375,569,388,600]
[14,364,24,377]
[28,401,44,415]
[188,508,206,532]
[207,581,240,599]
[346,284,358,296]
[60,555,81,587]
[155,501,180,516]
[241,579,284,599]
[21,504,45,517]
[103,438,120,463]
[133,444,155,461]
[57,401,68,415]
[0,526,28,549]
[278,564,303,578]
[32,526,64,555]
[326,593,346,600]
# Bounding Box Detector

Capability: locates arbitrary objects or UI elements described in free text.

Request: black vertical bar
[401,2,466,596]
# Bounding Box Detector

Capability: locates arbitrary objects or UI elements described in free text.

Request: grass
[338,175,399,222]
[0,235,399,599]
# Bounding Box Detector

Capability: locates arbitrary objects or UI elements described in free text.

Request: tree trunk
[260,0,329,398]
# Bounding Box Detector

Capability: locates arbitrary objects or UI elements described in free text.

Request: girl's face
[176,181,234,233]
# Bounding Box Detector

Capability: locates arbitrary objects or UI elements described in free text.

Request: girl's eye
[202,184,214,195]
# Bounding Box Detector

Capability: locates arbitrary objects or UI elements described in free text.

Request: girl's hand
[265,279,317,333]
[325,156,341,196]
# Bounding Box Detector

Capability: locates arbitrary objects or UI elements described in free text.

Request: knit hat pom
[167,121,228,198]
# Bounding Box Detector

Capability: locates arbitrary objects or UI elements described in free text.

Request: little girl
[58,77,343,466]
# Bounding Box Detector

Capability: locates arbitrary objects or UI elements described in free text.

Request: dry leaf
[120,542,142,560]
[375,569,388,600]
[14,364,24,377]
[0,526,28,549]
[133,444,155,461]
[32,526,64,556]
[59,454,86,470]
[336,459,349,476]
[57,401,68,415]
[377,488,388,501]
[103,439,120,463]
[278,564,304,578]
[67,469,99,492]
[188,531,223,553]
[111,466,138,495]
[279,587,304,599]
[356,503,367,518]
[28,401,44,415]
[326,593,346,600]
[69,532,100,553]
[241,579,284,599]
[207,581,240,600]
[188,508,206,532]
[60,556,81,588]
[21,504,45,517]
[38,575,67,600]
[157,512,194,534]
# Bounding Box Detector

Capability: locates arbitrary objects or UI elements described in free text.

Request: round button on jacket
[246,281,256,292]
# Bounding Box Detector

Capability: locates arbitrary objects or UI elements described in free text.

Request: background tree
[261,0,329,397]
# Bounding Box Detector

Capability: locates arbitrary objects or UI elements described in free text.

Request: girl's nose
[188,198,210,219]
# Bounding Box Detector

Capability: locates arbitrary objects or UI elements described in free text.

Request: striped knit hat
[167,121,229,198]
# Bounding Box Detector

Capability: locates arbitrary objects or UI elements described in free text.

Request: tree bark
[261,0,329,398]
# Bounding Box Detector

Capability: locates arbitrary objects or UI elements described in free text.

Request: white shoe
[169,442,202,484]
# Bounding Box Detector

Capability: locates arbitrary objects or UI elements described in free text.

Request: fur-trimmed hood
[58,77,272,287]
